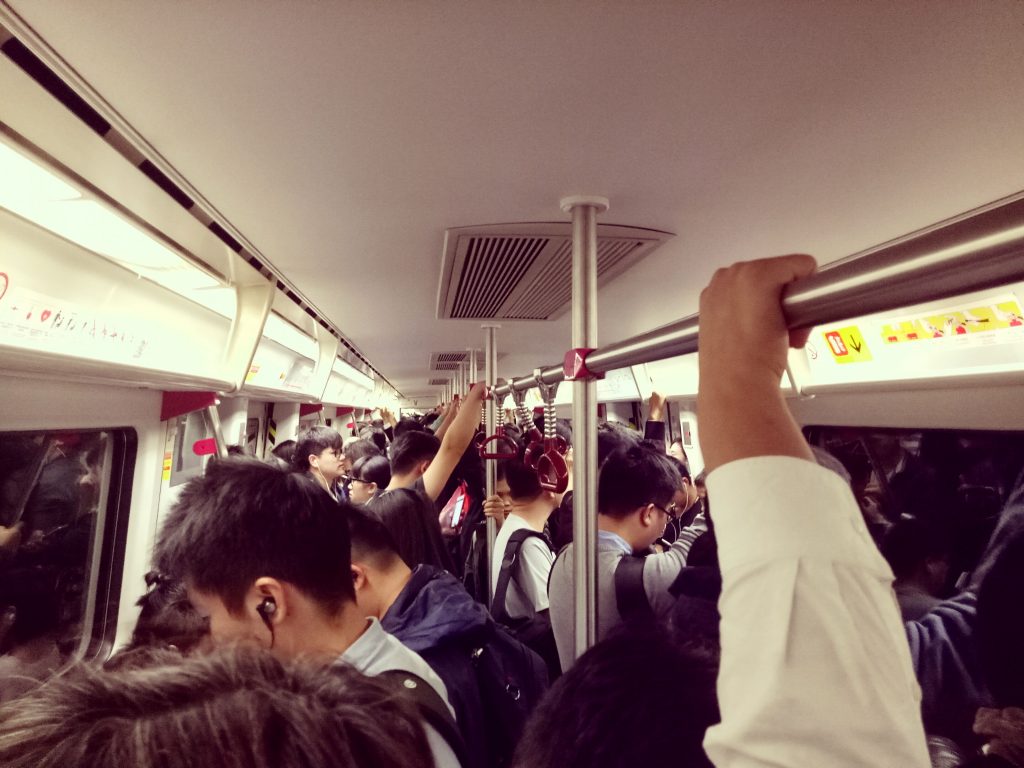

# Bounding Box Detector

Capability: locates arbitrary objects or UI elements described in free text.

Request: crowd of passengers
[0,256,1023,767]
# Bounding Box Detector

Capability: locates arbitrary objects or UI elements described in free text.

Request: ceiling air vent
[428,378,451,386]
[437,223,673,320]
[428,350,503,371]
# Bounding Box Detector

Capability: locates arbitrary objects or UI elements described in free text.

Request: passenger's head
[597,421,642,467]
[880,517,950,595]
[341,438,382,472]
[349,455,392,505]
[291,426,345,484]
[269,439,296,470]
[364,489,452,571]
[513,623,717,768]
[0,649,432,768]
[393,417,427,439]
[598,445,683,549]
[347,510,408,619]
[499,459,557,512]
[669,438,689,466]
[106,572,209,669]
[668,455,698,516]
[389,431,441,479]
[154,458,355,656]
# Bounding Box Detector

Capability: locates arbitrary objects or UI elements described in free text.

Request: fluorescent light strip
[0,139,219,292]
[263,313,317,358]
[332,356,375,391]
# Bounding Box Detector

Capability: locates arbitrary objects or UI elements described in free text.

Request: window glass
[0,429,132,702]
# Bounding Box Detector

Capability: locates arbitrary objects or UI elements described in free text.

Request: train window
[806,426,1024,581]
[0,429,135,702]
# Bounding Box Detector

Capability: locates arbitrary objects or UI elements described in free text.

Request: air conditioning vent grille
[438,223,673,321]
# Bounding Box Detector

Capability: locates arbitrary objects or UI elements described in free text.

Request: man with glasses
[547,443,707,671]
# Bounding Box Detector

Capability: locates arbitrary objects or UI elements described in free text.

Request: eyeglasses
[651,501,680,521]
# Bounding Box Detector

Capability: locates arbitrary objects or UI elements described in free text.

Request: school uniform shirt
[338,617,461,768]
[547,512,707,671]
[702,456,930,767]
[489,513,554,620]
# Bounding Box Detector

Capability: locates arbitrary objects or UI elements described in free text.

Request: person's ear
[251,577,288,625]
[639,503,656,527]
[367,482,377,494]
[309,453,319,469]
[350,564,368,592]
[416,459,431,476]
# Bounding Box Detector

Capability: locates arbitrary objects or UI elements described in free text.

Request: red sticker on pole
[193,438,218,456]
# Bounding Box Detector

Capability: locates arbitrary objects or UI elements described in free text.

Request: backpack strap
[375,669,468,767]
[614,555,655,622]
[490,529,550,624]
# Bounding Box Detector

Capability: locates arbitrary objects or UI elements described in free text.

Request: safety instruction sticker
[823,325,872,364]
[880,298,1024,344]
[162,451,172,482]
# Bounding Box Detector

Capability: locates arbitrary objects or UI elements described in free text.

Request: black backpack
[490,529,561,679]
[468,623,549,767]
[614,554,655,622]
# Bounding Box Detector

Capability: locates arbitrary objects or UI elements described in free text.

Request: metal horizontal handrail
[493,191,1024,398]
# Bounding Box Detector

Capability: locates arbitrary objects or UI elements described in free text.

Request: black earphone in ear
[256,597,277,631]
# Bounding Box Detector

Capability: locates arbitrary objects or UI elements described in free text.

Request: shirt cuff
[707,455,893,578]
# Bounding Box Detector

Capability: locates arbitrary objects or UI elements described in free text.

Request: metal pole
[468,348,478,383]
[492,191,1024,397]
[562,194,607,661]
[482,325,500,604]
[203,403,229,460]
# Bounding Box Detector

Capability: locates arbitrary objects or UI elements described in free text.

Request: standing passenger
[291,426,346,501]
[153,459,463,768]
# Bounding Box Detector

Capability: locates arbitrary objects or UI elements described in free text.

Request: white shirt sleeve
[518,536,555,612]
[702,456,930,768]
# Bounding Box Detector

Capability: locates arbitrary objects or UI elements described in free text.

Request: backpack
[468,622,549,768]
[374,669,469,767]
[490,529,561,679]
[462,520,489,605]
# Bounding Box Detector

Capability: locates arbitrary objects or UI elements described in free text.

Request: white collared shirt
[703,456,930,767]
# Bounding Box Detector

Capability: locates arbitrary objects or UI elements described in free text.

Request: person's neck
[310,469,337,498]
[376,564,414,618]
[508,499,552,531]
[297,601,372,659]
[598,513,645,551]
[386,471,417,491]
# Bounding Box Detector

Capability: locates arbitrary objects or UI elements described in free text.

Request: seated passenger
[153,459,462,768]
[547,444,706,671]
[881,517,951,620]
[387,384,485,505]
[0,648,433,768]
[290,426,346,501]
[348,455,392,505]
[349,510,548,768]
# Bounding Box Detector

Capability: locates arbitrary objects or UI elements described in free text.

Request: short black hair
[390,432,441,476]
[880,517,950,581]
[394,417,427,438]
[667,455,691,482]
[513,623,717,768]
[503,460,542,502]
[364,489,455,571]
[351,455,392,488]
[597,421,642,467]
[154,458,355,615]
[291,426,342,472]
[598,445,681,518]
[343,438,382,465]
[348,508,402,570]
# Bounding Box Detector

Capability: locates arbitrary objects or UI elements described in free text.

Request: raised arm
[697,256,930,767]
[422,383,485,502]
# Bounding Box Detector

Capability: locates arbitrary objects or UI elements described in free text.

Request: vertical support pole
[561,194,608,661]
[203,403,229,460]
[482,325,500,604]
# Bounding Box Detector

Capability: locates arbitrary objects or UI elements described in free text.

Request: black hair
[342,438,382,465]
[597,421,642,467]
[598,444,681,518]
[351,455,392,489]
[503,460,542,502]
[389,432,441,477]
[880,517,950,581]
[667,455,691,482]
[291,426,342,473]
[364,489,455,572]
[347,509,402,570]
[154,458,355,615]
[533,416,573,447]
[394,418,427,438]
[270,440,296,466]
[513,623,717,768]
[0,649,432,768]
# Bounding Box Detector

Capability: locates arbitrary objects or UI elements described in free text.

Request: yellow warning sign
[162,451,172,482]
[823,326,872,364]
[246,363,260,382]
